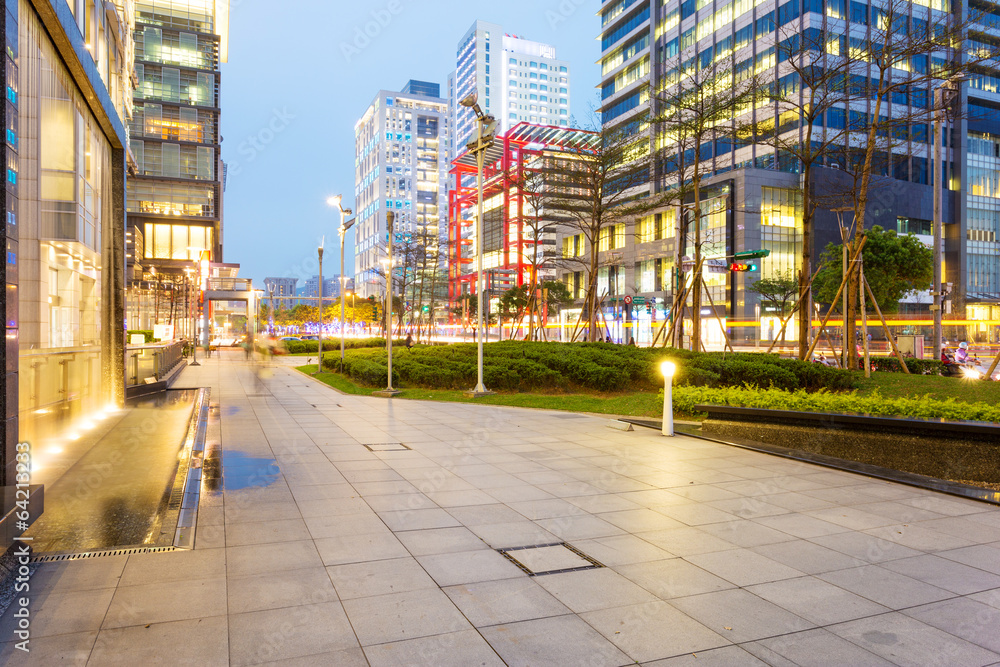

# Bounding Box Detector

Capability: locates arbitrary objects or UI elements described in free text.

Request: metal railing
[127,340,185,386]
[207,277,252,291]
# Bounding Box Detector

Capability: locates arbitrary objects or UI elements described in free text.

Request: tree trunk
[691,173,702,352]
[798,162,813,360]
[587,235,600,342]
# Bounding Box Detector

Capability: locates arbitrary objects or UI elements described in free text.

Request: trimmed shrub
[871,356,945,376]
[670,385,1000,423]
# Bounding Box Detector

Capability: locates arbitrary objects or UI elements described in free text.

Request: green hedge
[284,338,406,354]
[871,356,945,375]
[671,385,1000,423]
[319,341,857,393]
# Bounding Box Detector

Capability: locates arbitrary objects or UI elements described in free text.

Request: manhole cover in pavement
[363,443,411,452]
[498,542,604,576]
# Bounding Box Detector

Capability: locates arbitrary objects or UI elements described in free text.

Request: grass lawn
[295,362,1000,421]
[855,371,1000,404]
[296,365,664,418]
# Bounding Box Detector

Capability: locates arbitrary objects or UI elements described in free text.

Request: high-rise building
[2,0,133,546]
[593,0,999,345]
[127,0,229,279]
[453,21,571,147]
[353,81,451,298]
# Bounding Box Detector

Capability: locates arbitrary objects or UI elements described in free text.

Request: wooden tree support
[863,276,910,374]
[805,237,868,361]
[700,282,735,353]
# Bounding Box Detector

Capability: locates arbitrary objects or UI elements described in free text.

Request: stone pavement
[3,350,1000,666]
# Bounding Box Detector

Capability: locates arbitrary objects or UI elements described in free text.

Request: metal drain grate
[498,542,604,576]
[31,546,179,563]
[363,442,411,452]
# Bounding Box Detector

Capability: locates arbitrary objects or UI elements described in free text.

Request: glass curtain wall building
[2,0,130,541]
[594,0,978,344]
[353,81,451,299]
[126,0,229,333]
[451,21,571,148]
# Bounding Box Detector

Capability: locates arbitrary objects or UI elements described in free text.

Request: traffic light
[730,262,758,272]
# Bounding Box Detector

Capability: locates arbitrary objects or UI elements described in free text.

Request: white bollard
[661,361,676,437]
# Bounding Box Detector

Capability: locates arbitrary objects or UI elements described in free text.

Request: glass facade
[967,131,1000,298]
[760,187,803,280]
[15,0,124,446]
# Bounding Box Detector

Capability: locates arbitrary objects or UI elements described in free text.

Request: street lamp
[316,240,324,375]
[328,195,355,370]
[660,361,676,436]
[460,91,497,396]
[184,267,199,366]
[932,73,966,357]
[382,211,399,394]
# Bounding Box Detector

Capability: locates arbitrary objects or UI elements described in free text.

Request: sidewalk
[2,350,999,666]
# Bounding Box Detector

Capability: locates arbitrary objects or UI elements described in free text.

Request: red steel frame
[447,122,598,314]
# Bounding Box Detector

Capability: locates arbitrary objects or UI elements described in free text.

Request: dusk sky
[219,0,602,286]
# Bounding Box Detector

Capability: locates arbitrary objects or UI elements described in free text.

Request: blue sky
[219,0,602,285]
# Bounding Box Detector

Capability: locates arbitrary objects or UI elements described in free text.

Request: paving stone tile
[616,558,737,599]
[534,567,659,613]
[582,600,728,663]
[829,612,1000,667]
[444,577,571,627]
[229,601,359,665]
[228,567,339,614]
[903,597,1000,654]
[570,534,675,566]
[818,565,954,609]
[341,588,471,646]
[750,540,864,575]
[0,631,97,667]
[744,628,896,667]
[315,532,410,566]
[641,645,769,666]
[881,554,1000,595]
[327,557,437,599]
[396,526,489,556]
[668,589,814,643]
[746,575,889,625]
[89,616,228,666]
[103,577,227,629]
[479,614,631,667]
[226,539,324,577]
[0,587,115,639]
[468,521,560,549]
[363,629,505,667]
[225,518,311,546]
[685,548,805,587]
[417,549,525,587]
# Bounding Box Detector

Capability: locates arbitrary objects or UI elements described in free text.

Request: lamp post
[384,210,398,393]
[932,74,966,357]
[316,242,324,375]
[327,195,355,370]
[459,92,497,396]
[185,267,199,366]
[660,361,676,436]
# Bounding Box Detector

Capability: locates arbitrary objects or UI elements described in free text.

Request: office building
[592,0,996,344]
[452,21,571,148]
[353,81,451,298]
[126,0,229,308]
[2,0,133,554]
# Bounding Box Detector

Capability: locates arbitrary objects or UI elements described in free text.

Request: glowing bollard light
[660,361,676,437]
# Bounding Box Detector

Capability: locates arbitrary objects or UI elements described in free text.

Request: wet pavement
[23,390,198,553]
[2,350,1000,666]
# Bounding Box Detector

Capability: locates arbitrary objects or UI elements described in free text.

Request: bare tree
[548,119,661,341]
[769,25,857,359]
[651,57,765,350]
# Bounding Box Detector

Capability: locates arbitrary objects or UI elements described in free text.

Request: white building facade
[353,81,451,298]
[452,20,571,148]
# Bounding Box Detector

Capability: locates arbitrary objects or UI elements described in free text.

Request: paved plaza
[3,351,1000,666]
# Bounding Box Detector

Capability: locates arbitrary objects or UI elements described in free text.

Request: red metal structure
[447,122,599,309]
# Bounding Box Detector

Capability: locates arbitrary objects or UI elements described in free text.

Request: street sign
[707,259,729,274]
[734,249,771,260]
[623,295,633,306]
[632,296,646,305]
